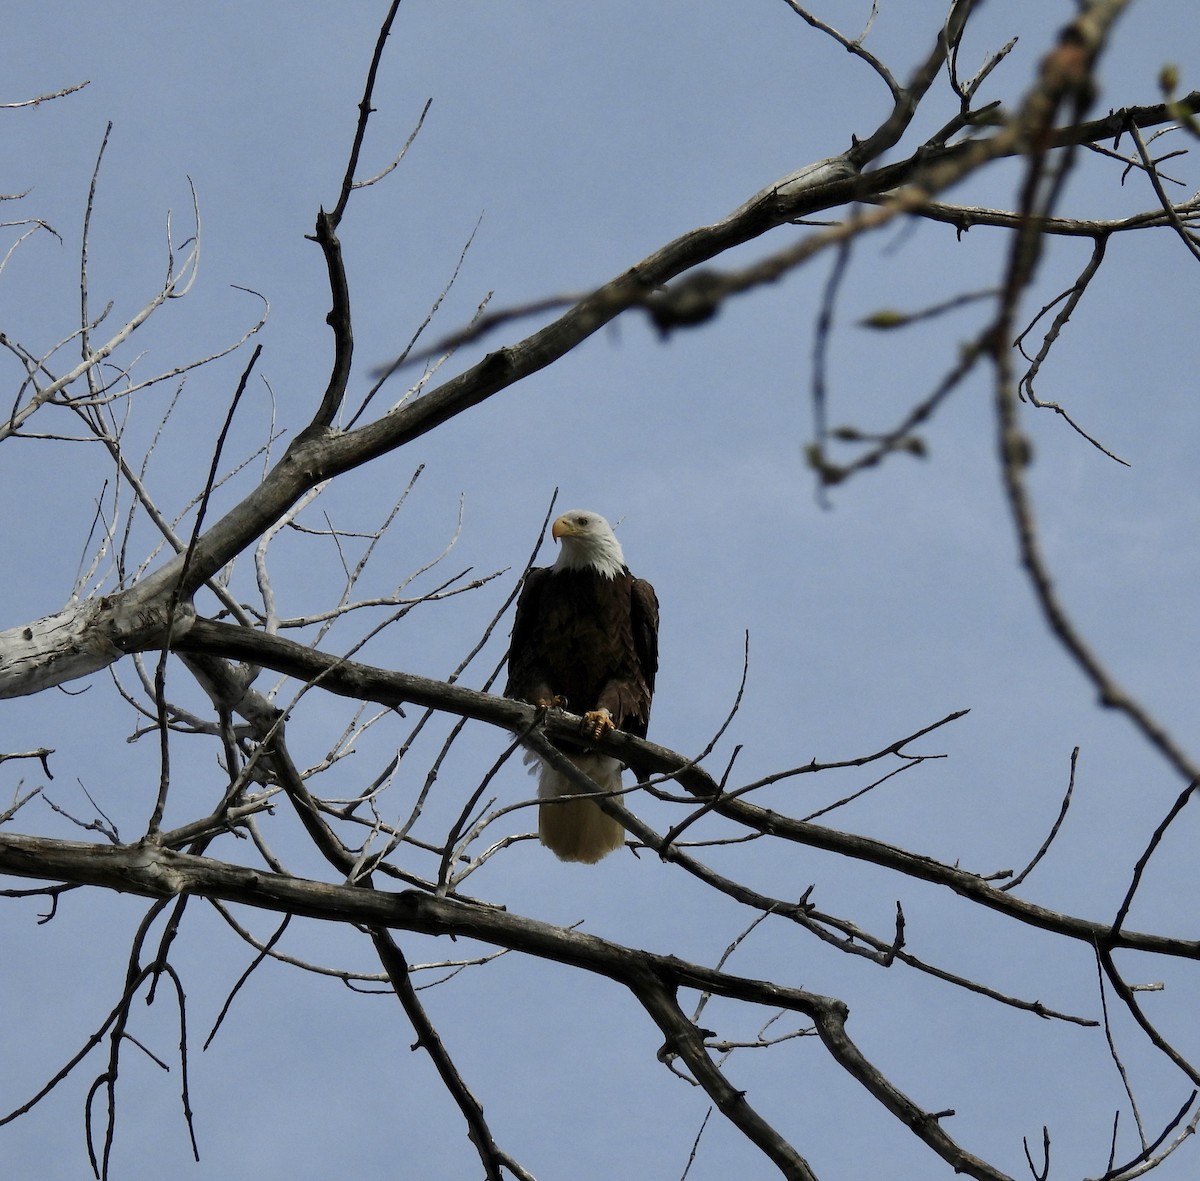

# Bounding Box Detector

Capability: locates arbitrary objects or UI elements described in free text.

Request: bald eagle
[505,510,659,862]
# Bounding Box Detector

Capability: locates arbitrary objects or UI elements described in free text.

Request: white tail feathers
[526,750,626,863]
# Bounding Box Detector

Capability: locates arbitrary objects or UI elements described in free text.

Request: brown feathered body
[505,515,658,862]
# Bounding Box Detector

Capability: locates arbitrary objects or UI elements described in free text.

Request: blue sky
[4,2,1200,1178]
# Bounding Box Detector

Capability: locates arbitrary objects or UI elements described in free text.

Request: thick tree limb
[0,830,1014,1181]
[159,616,1200,962]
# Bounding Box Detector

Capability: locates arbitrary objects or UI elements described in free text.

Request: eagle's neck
[553,533,627,580]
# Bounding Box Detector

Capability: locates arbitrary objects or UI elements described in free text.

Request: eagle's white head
[551,509,626,579]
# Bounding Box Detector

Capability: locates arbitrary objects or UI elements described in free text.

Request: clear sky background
[3,2,1200,1179]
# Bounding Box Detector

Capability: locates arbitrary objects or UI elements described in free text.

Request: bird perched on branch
[505,510,659,862]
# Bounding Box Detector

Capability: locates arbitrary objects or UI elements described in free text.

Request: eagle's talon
[581,709,615,743]
[534,694,568,712]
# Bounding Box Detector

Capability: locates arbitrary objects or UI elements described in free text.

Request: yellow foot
[534,694,568,711]
[580,708,614,743]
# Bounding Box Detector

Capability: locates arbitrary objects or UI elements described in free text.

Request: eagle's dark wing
[625,576,660,737]
[504,566,554,706]
[631,577,659,696]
